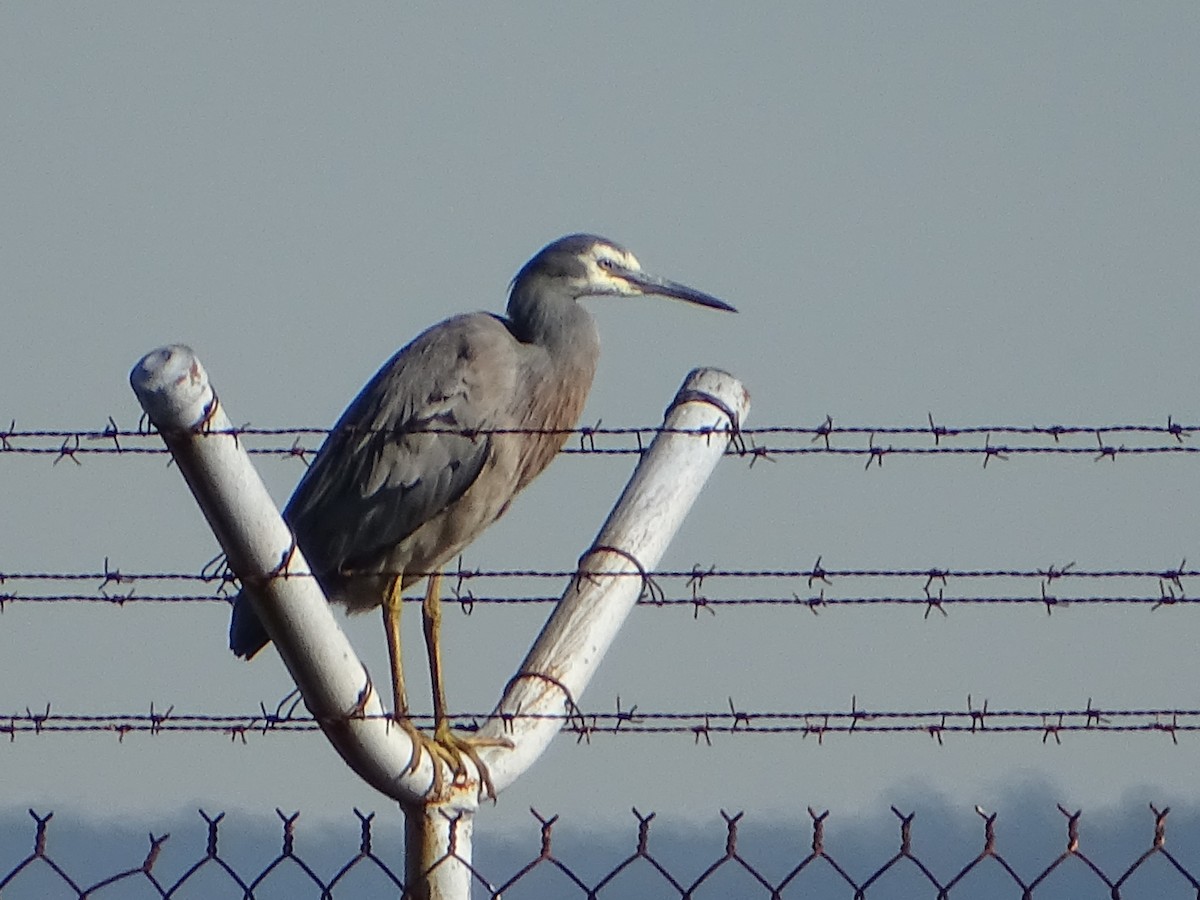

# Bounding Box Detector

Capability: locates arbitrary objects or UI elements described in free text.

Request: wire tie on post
[193,391,221,436]
[667,388,740,437]
[503,671,581,730]
[576,544,663,604]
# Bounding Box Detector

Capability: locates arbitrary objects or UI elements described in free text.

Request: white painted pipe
[476,367,750,794]
[131,345,749,899]
[130,345,429,803]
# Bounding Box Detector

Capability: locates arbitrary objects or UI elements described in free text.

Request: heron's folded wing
[281,315,508,578]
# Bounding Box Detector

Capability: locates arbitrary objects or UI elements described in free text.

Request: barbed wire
[2,557,1191,616]
[3,559,1194,586]
[7,419,1198,897]
[2,417,1198,467]
[5,592,1199,610]
[4,697,1197,745]
[0,803,1190,898]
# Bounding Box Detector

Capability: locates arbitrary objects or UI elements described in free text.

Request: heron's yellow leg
[422,571,452,730]
[383,575,449,793]
[382,575,410,719]
[420,571,511,800]
[381,573,469,798]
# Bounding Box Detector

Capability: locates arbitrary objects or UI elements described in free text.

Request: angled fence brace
[131,344,750,900]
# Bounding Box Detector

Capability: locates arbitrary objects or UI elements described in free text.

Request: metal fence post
[130,346,430,803]
[131,345,748,899]
[471,367,751,795]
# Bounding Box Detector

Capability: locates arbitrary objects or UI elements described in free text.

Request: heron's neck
[506,283,600,366]
[506,281,600,454]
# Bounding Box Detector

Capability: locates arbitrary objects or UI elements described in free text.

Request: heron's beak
[622,269,737,313]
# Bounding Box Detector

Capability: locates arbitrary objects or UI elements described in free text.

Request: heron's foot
[429,721,513,802]
[390,714,511,801]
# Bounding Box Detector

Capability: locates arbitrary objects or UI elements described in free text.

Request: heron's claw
[436,722,513,802]
[395,717,512,801]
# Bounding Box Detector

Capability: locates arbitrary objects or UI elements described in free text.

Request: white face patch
[583,245,644,296]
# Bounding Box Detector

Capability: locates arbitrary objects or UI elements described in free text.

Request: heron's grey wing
[283,314,506,580]
[230,387,480,660]
[229,313,511,658]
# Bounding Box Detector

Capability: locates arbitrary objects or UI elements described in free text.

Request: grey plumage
[229,233,734,658]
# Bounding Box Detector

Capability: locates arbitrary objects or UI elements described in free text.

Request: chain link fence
[2,803,1197,898]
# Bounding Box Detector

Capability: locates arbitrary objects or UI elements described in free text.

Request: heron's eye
[597,257,617,272]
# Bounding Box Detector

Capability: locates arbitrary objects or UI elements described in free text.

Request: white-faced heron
[229,233,736,797]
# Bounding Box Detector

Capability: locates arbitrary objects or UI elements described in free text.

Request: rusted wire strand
[3,560,1191,615]
[2,702,1196,743]
[4,564,1195,584]
[1,418,1196,464]
[2,592,1197,609]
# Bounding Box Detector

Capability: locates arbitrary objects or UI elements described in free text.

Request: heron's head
[512,234,737,313]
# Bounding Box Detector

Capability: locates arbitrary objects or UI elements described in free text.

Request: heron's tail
[229,589,271,659]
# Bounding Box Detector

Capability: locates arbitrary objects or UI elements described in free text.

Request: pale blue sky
[2,3,1199,833]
